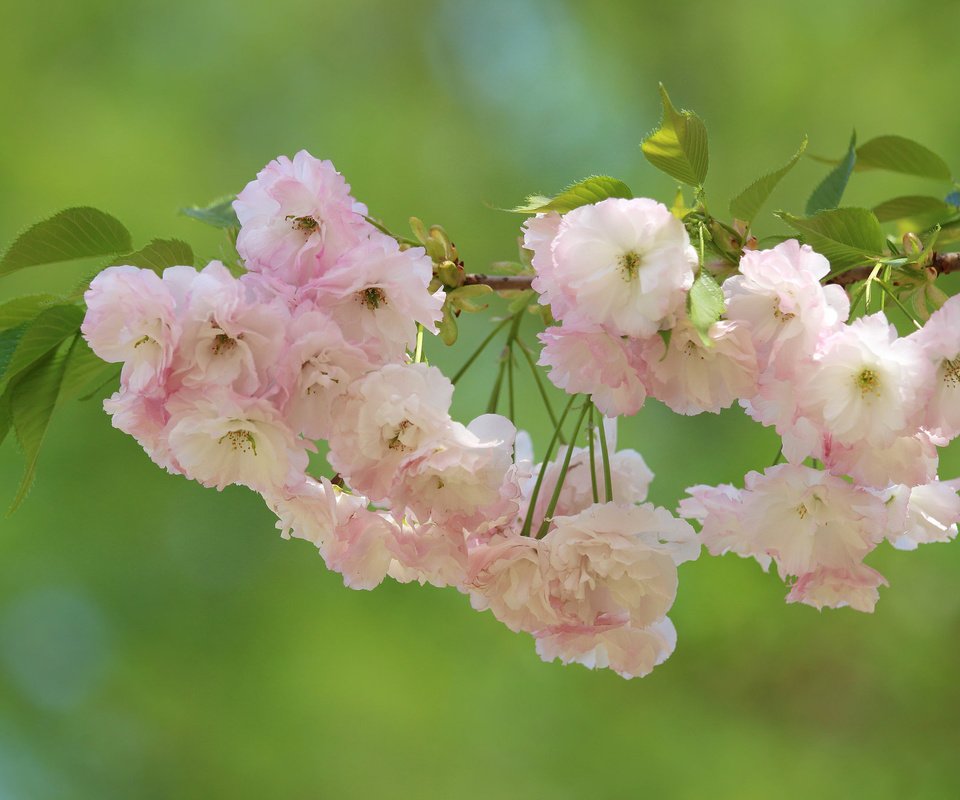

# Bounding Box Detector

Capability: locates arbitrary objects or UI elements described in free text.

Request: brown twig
[463,252,960,292]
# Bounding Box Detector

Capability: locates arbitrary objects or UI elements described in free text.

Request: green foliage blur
[2,1,960,797]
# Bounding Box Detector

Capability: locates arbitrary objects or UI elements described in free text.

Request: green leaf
[509,177,633,214]
[641,85,709,187]
[0,387,11,449]
[777,208,885,269]
[855,135,952,181]
[729,136,807,222]
[687,270,725,346]
[108,238,195,273]
[58,337,118,405]
[181,196,239,229]
[0,325,27,381]
[0,207,132,279]
[872,195,951,223]
[806,131,857,215]
[0,305,85,390]
[0,295,57,332]
[9,337,75,513]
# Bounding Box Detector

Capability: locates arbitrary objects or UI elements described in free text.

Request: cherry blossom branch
[462,251,960,292]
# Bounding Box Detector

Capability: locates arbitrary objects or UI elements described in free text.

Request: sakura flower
[641,315,759,415]
[468,534,557,632]
[535,617,677,679]
[269,477,398,590]
[542,198,696,336]
[391,414,517,532]
[738,464,886,579]
[823,430,941,489]
[82,266,181,391]
[175,261,289,396]
[310,238,444,362]
[274,310,374,440]
[522,212,571,318]
[165,387,308,493]
[883,481,960,551]
[724,240,848,375]
[798,313,931,448]
[909,293,960,439]
[537,323,647,417]
[388,518,469,589]
[786,564,888,613]
[678,481,772,570]
[326,363,455,501]
[234,150,375,284]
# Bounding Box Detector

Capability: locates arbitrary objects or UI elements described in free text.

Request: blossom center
[618,250,643,280]
[287,215,319,234]
[212,332,238,355]
[854,368,881,398]
[387,419,413,451]
[773,302,795,323]
[133,334,154,348]
[219,429,257,455]
[942,357,960,388]
[795,502,808,519]
[358,287,387,309]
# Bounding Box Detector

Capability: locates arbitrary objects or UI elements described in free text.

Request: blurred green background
[3,0,960,797]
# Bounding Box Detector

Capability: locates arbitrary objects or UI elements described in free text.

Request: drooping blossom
[909,293,960,439]
[537,323,647,416]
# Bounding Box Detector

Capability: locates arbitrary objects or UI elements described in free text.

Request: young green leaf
[0,304,85,391]
[0,386,10,449]
[777,208,885,269]
[855,135,952,181]
[108,238,195,274]
[806,131,857,215]
[641,85,708,187]
[0,207,132,279]
[8,337,75,514]
[0,295,57,332]
[509,177,633,214]
[729,136,807,222]
[181,196,240,228]
[872,195,951,223]
[687,270,725,346]
[438,300,458,345]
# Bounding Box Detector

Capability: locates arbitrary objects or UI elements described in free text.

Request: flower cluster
[82,152,705,680]
[526,206,960,611]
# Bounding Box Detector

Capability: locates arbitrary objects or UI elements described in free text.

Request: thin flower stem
[536,400,591,538]
[875,279,923,329]
[587,403,599,505]
[520,395,577,538]
[414,324,424,363]
[597,413,614,503]
[507,343,515,423]
[451,315,513,385]
[848,262,883,318]
[486,359,507,414]
[516,338,564,443]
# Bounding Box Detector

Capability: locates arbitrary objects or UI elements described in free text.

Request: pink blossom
[798,313,931,448]
[174,261,289,397]
[724,240,848,375]
[678,482,772,570]
[274,310,374,440]
[537,323,647,417]
[535,617,677,679]
[823,430,941,489]
[540,198,696,336]
[391,414,517,531]
[326,364,455,501]
[310,238,444,362]
[523,212,571,318]
[165,387,308,493]
[909,294,960,439]
[739,464,886,579]
[103,388,179,474]
[786,564,888,613]
[642,315,759,415]
[388,518,469,589]
[883,481,960,551]
[269,478,398,590]
[82,266,181,391]
[234,150,375,284]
